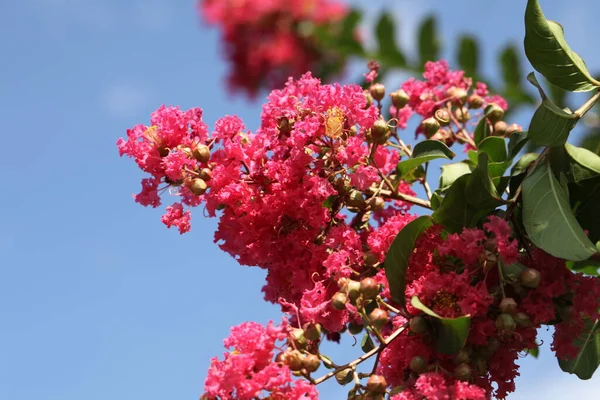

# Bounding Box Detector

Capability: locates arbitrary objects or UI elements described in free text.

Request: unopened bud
[360,277,380,299]
[514,312,532,328]
[468,94,484,109]
[493,121,508,136]
[473,357,488,376]
[370,83,386,102]
[363,251,379,266]
[371,119,390,144]
[434,109,451,126]
[302,354,320,373]
[448,87,468,103]
[331,292,348,310]
[421,117,440,137]
[455,363,472,381]
[499,298,518,315]
[348,322,364,335]
[454,107,471,122]
[390,89,409,109]
[505,123,522,137]
[199,168,212,181]
[291,328,307,349]
[486,104,504,123]
[346,190,366,209]
[369,308,389,330]
[368,196,385,212]
[193,144,210,163]
[284,350,304,371]
[520,268,541,289]
[454,349,470,365]
[409,315,428,335]
[410,356,428,374]
[496,313,516,332]
[335,368,353,386]
[366,375,388,394]
[303,323,322,341]
[189,178,208,196]
[363,91,373,110]
[347,280,361,301]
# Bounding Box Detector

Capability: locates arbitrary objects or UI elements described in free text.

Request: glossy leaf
[570,176,600,244]
[565,143,600,180]
[479,136,508,162]
[524,0,600,92]
[396,140,455,178]
[558,319,600,379]
[384,216,433,306]
[457,35,479,77]
[473,117,491,146]
[508,131,529,158]
[439,161,474,191]
[566,259,600,276]
[527,73,579,147]
[499,44,522,88]
[361,333,375,353]
[418,16,440,67]
[522,161,597,261]
[411,296,471,355]
[375,12,406,67]
[466,153,505,208]
[511,153,539,176]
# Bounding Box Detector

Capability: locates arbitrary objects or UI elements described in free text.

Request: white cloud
[103,84,150,117]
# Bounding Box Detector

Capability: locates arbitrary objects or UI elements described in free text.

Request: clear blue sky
[1,1,598,399]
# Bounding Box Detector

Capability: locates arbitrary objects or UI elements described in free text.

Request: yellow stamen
[325,107,345,139]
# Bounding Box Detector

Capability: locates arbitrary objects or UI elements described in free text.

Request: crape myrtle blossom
[118,62,600,399]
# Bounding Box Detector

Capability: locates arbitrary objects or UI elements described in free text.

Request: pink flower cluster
[198,0,348,96]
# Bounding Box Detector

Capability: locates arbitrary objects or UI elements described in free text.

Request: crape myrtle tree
[116,0,600,398]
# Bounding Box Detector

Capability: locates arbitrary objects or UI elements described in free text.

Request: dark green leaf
[565,143,600,180]
[522,161,597,261]
[580,129,600,155]
[524,0,600,92]
[418,16,440,68]
[558,319,600,379]
[396,140,455,178]
[338,10,364,55]
[566,259,600,276]
[473,117,491,146]
[479,136,508,162]
[528,346,540,358]
[384,216,434,306]
[439,162,474,191]
[361,333,375,353]
[457,35,479,77]
[433,174,493,232]
[570,176,600,244]
[375,12,406,67]
[499,44,522,88]
[322,195,336,209]
[527,73,579,147]
[508,131,529,158]
[430,190,443,211]
[500,259,527,282]
[511,153,539,176]
[410,296,471,355]
[466,153,505,208]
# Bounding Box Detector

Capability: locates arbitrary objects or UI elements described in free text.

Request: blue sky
[1,0,599,399]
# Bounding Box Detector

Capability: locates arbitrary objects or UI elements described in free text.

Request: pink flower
[161,203,191,234]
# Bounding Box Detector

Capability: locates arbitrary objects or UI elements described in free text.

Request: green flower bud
[360,277,380,300]
[390,89,409,109]
[192,144,210,163]
[370,83,386,102]
[366,374,388,394]
[409,356,428,374]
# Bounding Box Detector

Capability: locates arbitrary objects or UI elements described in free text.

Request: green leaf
[439,161,474,192]
[418,16,440,68]
[511,153,539,176]
[322,195,336,209]
[361,333,375,353]
[570,176,600,244]
[508,131,529,158]
[396,140,455,178]
[457,35,479,77]
[430,190,443,211]
[499,44,523,88]
[375,12,406,67]
[410,296,471,355]
[527,346,540,358]
[558,319,600,379]
[522,161,597,261]
[479,136,508,162]
[580,129,600,156]
[466,153,505,208]
[524,0,600,92]
[473,117,491,146]
[566,259,600,276]
[527,73,579,147]
[433,174,493,233]
[565,143,600,180]
[499,259,527,282]
[384,216,433,306]
[467,150,479,165]
[338,10,364,55]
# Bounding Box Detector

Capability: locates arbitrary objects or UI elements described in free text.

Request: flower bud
[467,94,484,109]
[366,374,388,394]
[493,121,507,136]
[499,298,518,315]
[505,123,522,137]
[409,315,428,335]
[495,313,516,332]
[199,168,212,181]
[347,280,361,301]
[370,83,386,102]
[390,89,409,109]
[303,323,322,341]
[421,117,440,137]
[368,196,385,212]
[347,190,366,209]
[363,91,373,110]
[284,350,304,371]
[302,354,321,373]
[448,87,468,103]
[189,178,208,196]
[454,349,470,365]
[434,109,451,126]
[360,277,380,299]
[369,308,389,330]
[486,104,504,123]
[371,119,390,144]
[473,357,488,376]
[454,107,471,122]
[348,322,364,335]
[520,268,541,289]
[364,251,379,266]
[514,312,532,328]
[335,368,353,385]
[193,144,210,163]
[331,292,348,310]
[409,356,428,374]
[454,363,472,381]
[291,328,307,350]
